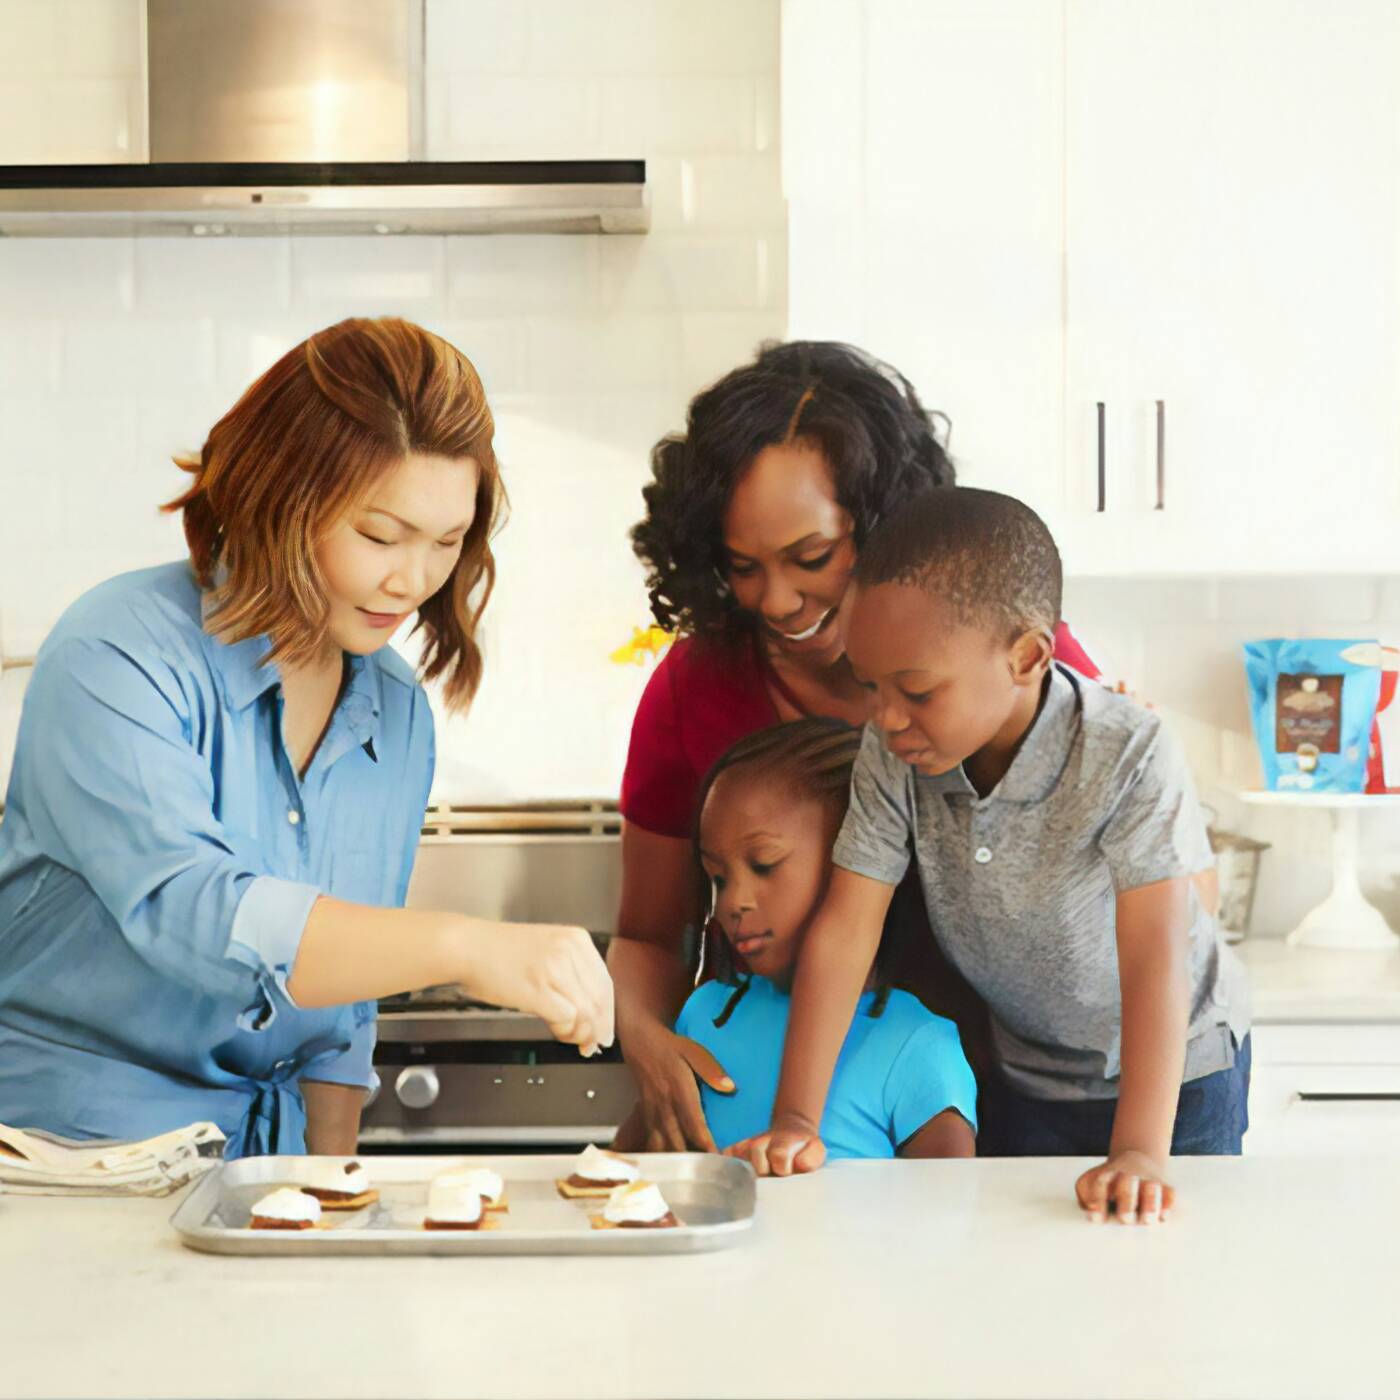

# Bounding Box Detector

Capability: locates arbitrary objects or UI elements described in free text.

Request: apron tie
[227,1037,350,1159]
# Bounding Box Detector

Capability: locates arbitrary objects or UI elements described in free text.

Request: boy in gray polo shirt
[730,487,1250,1225]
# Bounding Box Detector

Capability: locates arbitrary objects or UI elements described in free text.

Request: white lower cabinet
[1246,1024,1400,1155]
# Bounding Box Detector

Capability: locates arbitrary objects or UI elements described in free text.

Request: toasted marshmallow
[434,1166,503,1206]
[572,1143,639,1184]
[602,1180,672,1225]
[426,1178,483,1226]
[303,1159,372,1195]
[250,1186,321,1224]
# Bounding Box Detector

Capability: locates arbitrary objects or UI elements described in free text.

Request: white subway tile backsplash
[135,239,294,315]
[525,314,684,393]
[0,84,44,163]
[57,0,143,78]
[647,154,786,232]
[524,0,779,76]
[0,324,63,393]
[599,235,774,312]
[1217,575,1380,624]
[0,1,59,77]
[426,0,529,75]
[754,77,779,154]
[599,78,759,154]
[135,391,241,476]
[0,241,135,315]
[1061,577,1218,625]
[430,317,531,398]
[1374,578,1400,626]
[64,320,217,392]
[43,77,140,160]
[0,471,64,558]
[290,238,449,318]
[447,237,600,314]
[213,322,308,394]
[680,312,785,392]
[439,77,601,158]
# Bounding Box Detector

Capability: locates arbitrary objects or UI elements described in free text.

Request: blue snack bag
[1242,639,1381,792]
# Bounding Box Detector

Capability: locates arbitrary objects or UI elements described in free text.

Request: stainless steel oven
[359,801,637,1151]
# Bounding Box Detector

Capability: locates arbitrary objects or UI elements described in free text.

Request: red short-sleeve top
[619,622,1101,839]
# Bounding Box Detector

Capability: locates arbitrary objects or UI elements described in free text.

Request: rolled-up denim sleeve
[16,637,320,1013]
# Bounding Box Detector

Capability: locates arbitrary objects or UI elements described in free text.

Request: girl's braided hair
[692,717,896,1026]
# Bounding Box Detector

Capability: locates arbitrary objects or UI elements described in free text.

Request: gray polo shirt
[833,664,1251,1102]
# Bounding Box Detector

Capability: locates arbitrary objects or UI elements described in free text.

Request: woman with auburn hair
[0,316,611,1158]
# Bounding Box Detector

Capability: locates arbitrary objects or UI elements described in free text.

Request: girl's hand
[455,920,614,1056]
[613,1023,735,1152]
[724,1112,826,1176]
[1075,1150,1174,1224]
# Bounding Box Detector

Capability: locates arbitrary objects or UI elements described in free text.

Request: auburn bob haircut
[164,317,504,710]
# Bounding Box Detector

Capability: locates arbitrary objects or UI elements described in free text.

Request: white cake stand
[1240,791,1400,950]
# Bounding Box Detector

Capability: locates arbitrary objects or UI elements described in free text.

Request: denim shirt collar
[199,584,385,742]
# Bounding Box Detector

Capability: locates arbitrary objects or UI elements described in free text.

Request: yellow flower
[609,625,675,666]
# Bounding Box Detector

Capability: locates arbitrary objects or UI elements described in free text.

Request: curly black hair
[632,340,955,638]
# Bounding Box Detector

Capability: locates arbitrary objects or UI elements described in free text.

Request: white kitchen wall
[0,0,785,802]
[1066,574,1400,940]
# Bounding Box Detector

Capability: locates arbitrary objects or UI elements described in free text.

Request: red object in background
[1366,665,1400,793]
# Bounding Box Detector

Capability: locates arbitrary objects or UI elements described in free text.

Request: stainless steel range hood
[0,0,647,238]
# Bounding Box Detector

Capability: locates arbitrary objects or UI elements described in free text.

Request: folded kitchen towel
[0,1121,225,1196]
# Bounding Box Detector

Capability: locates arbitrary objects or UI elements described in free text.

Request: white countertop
[8,1155,1397,1400]
[1235,937,1400,1022]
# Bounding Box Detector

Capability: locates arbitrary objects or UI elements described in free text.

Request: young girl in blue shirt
[672,718,977,1159]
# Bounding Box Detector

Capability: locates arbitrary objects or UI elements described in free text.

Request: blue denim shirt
[0,563,434,1156]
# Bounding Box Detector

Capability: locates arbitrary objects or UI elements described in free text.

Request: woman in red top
[612,341,1100,1152]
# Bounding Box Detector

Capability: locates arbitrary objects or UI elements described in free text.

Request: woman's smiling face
[315,451,478,655]
[721,440,857,669]
[699,768,837,987]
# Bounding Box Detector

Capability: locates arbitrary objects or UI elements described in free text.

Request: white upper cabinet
[783,0,1067,527]
[784,0,1400,575]
[1062,0,1400,574]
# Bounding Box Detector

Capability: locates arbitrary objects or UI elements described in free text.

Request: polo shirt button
[287,810,301,826]
[974,846,993,864]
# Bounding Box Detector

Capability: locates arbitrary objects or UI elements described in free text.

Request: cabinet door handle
[1096,402,1106,512]
[1296,1091,1400,1103]
[1155,400,1166,510]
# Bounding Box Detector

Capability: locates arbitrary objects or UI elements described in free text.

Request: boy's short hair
[855,486,1062,637]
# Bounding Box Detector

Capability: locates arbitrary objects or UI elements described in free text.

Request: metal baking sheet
[170,1152,755,1256]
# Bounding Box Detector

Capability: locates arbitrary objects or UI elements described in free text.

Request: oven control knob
[395,1066,440,1109]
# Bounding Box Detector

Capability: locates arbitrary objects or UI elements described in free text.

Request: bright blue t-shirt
[674,976,978,1158]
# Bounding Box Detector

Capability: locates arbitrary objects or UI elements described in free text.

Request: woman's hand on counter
[724,1112,827,1177]
[454,920,615,1056]
[612,1024,734,1152]
[1074,1150,1174,1225]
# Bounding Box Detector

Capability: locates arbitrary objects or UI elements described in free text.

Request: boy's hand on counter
[1075,1150,1174,1225]
[724,1113,826,1176]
